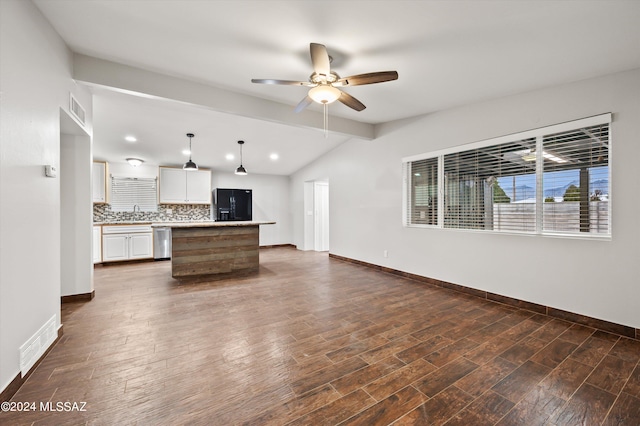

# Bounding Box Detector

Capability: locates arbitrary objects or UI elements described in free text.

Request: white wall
[212,172,291,246]
[60,131,93,297]
[0,0,93,393]
[291,69,640,330]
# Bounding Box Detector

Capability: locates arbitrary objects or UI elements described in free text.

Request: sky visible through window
[497,166,608,203]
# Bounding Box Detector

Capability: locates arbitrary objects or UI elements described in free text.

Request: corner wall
[290,69,640,330]
[0,0,93,394]
[60,131,93,297]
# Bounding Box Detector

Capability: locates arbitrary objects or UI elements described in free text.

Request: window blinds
[403,114,611,237]
[542,123,609,234]
[407,157,438,225]
[110,176,158,212]
[443,138,537,232]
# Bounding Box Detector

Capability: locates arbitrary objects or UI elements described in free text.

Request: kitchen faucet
[133,204,140,213]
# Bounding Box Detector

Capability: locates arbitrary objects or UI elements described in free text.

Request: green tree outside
[563,184,580,202]
[493,182,511,203]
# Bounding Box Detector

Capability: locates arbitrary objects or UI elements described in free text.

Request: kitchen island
[152,221,275,279]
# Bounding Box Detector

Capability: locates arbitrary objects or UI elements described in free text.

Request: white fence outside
[492,201,609,234]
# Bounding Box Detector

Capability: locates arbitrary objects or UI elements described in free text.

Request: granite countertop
[151,221,275,228]
[94,220,215,226]
[93,220,275,227]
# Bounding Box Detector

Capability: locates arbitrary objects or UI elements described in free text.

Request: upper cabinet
[92,161,109,203]
[159,167,211,204]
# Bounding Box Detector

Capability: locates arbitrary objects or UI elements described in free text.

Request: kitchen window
[403,113,611,237]
[110,176,158,212]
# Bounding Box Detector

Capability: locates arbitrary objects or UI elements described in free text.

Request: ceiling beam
[72,54,374,140]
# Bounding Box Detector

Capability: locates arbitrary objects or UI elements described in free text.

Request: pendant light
[235,140,247,175]
[183,133,198,171]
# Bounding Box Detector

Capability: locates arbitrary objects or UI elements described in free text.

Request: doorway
[314,181,329,252]
[303,179,329,252]
[60,109,93,299]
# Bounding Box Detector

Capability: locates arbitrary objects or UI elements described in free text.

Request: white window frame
[110,176,158,213]
[402,113,612,239]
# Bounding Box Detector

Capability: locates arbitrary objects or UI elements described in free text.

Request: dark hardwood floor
[3,247,639,425]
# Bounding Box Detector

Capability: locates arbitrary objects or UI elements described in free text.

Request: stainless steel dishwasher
[153,227,172,260]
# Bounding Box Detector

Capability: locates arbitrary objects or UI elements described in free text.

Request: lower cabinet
[93,225,102,263]
[102,225,153,262]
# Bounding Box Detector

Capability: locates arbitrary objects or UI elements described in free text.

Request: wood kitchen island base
[165,221,275,279]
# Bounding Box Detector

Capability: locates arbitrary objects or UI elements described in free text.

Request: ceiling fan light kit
[252,43,398,135]
[308,84,341,104]
[183,133,198,171]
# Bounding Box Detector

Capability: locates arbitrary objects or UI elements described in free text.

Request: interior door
[314,181,329,252]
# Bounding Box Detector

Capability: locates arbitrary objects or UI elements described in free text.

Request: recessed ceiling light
[182,149,191,156]
[125,135,137,142]
[225,153,234,161]
[270,153,279,160]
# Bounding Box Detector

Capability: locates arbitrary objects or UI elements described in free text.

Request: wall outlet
[383,250,388,258]
[166,208,173,215]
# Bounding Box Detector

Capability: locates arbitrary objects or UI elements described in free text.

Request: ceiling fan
[251,43,398,113]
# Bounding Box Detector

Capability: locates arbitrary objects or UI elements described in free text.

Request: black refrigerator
[215,188,252,221]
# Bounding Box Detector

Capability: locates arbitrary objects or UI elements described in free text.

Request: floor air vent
[19,315,57,376]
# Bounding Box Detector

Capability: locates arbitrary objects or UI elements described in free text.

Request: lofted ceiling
[34,0,640,175]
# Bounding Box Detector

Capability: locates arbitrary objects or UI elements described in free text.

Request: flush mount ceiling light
[125,135,137,142]
[126,158,143,167]
[235,140,247,175]
[183,133,198,171]
[252,43,398,137]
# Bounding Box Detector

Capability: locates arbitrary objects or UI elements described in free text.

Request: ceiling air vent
[69,93,86,125]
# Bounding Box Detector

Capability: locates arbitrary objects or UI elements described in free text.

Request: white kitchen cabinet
[159,167,211,204]
[102,234,129,262]
[102,225,153,262]
[92,161,108,203]
[129,233,154,259]
[186,169,212,203]
[92,225,102,264]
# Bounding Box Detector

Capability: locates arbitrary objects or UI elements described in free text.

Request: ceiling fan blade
[336,71,398,87]
[251,78,312,86]
[338,91,366,112]
[310,43,331,77]
[294,95,314,113]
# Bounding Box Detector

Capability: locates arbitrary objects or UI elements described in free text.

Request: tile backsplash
[94,203,211,223]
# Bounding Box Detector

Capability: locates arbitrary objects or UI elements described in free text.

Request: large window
[403,114,611,237]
